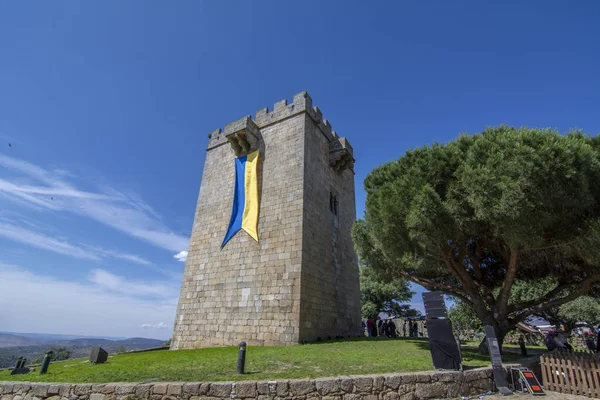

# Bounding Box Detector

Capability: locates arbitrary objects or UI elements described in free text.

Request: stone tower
[171,91,361,349]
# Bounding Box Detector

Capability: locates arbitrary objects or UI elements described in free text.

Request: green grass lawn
[461,341,547,351]
[0,338,523,383]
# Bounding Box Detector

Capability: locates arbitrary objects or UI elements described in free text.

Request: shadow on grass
[305,336,428,345]
[407,337,526,369]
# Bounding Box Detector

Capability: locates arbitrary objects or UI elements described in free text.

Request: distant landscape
[0,332,166,369]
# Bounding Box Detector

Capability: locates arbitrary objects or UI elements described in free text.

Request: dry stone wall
[0,367,512,400]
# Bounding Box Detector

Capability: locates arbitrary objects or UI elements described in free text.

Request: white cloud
[0,222,101,260]
[0,153,190,254]
[141,322,168,329]
[0,219,151,264]
[173,250,188,262]
[90,269,176,298]
[0,264,176,339]
[83,245,152,265]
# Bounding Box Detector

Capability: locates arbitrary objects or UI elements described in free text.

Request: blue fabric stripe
[221,155,247,247]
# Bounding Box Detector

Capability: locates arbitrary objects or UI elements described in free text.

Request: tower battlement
[172,92,361,349]
[207,91,354,171]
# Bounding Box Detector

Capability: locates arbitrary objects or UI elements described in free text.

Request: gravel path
[460,390,591,400]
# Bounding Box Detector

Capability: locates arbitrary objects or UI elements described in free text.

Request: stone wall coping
[0,364,520,400]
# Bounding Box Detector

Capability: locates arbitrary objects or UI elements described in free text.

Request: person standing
[389,319,397,338]
[596,324,600,353]
[382,319,389,337]
[366,319,373,337]
[545,332,558,351]
[518,334,528,357]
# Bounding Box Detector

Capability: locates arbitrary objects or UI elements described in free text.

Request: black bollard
[14,357,23,369]
[40,350,53,374]
[236,341,246,374]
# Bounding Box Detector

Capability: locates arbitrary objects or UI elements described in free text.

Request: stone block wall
[0,367,511,400]
[172,92,361,349]
[299,114,361,340]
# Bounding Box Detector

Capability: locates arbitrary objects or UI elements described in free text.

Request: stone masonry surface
[0,367,515,400]
[171,92,360,349]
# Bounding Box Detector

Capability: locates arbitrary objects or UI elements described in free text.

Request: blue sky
[0,1,599,339]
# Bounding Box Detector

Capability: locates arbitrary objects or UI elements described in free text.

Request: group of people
[544,324,600,352]
[363,317,422,338]
[544,330,573,351]
[364,317,397,337]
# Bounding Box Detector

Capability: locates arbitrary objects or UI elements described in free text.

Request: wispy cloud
[173,250,188,262]
[83,245,152,265]
[0,153,189,254]
[0,220,151,264]
[0,264,176,339]
[141,322,168,329]
[90,269,176,298]
[0,222,101,260]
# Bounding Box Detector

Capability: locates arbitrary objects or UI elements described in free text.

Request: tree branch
[409,276,472,304]
[507,283,567,314]
[508,275,600,325]
[472,239,483,281]
[496,249,519,317]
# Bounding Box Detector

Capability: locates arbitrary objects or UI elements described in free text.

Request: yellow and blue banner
[222,150,260,247]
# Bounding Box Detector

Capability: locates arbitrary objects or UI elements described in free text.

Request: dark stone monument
[40,350,53,374]
[422,292,462,371]
[483,325,513,396]
[89,346,108,364]
[10,357,30,375]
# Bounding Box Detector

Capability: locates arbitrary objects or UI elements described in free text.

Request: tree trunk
[476,311,511,354]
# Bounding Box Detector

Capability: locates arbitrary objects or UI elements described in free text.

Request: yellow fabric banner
[242,150,259,242]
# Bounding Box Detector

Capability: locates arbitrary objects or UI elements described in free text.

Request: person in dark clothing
[413,323,419,337]
[371,318,378,337]
[597,325,600,353]
[545,332,558,351]
[377,317,383,336]
[382,320,389,337]
[518,334,528,357]
[388,319,397,338]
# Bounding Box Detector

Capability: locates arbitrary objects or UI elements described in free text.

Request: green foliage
[510,279,577,331]
[354,126,600,343]
[0,339,521,383]
[32,346,72,364]
[559,296,600,327]
[448,299,482,331]
[360,267,414,319]
[49,346,71,361]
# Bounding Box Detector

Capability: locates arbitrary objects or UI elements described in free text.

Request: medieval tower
[171,91,361,349]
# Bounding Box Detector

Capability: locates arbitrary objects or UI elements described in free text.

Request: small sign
[521,370,545,395]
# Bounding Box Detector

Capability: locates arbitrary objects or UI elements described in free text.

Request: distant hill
[0,334,40,348]
[0,331,128,344]
[0,333,165,369]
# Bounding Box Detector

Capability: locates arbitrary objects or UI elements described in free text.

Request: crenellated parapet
[206,91,354,171]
